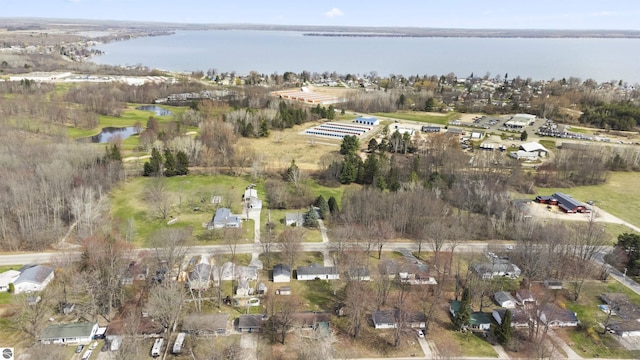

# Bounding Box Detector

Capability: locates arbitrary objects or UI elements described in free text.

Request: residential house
[372,310,426,329]
[189,263,212,291]
[213,263,258,282]
[284,213,304,227]
[121,261,148,285]
[544,279,563,290]
[275,312,331,332]
[449,300,464,318]
[379,259,401,279]
[237,314,264,333]
[600,293,640,320]
[515,289,537,306]
[236,278,250,297]
[470,312,492,331]
[492,308,532,328]
[243,186,262,210]
[13,265,54,294]
[182,314,228,336]
[538,304,579,327]
[273,264,291,283]
[208,208,241,229]
[346,266,371,281]
[398,263,436,285]
[535,193,589,213]
[606,321,640,337]
[296,264,339,281]
[471,260,521,279]
[494,291,518,308]
[0,269,20,292]
[40,322,99,345]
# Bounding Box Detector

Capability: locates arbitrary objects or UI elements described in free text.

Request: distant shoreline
[2,18,640,39]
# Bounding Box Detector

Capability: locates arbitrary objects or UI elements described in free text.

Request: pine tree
[144,147,163,177]
[258,119,270,137]
[454,287,471,331]
[303,207,319,228]
[315,195,329,219]
[176,150,189,175]
[496,309,513,344]
[163,148,177,177]
[520,130,528,141]
[327,196,339,215]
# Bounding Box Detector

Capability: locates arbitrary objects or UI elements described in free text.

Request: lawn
[521,172,640,231]
[552,279,640,359]
[110,174,261,246]
[538,139,557,150]
[372,111,460,126]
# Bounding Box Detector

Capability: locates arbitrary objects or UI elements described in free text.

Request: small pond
[136,105,173,116]
[90,126,139,143]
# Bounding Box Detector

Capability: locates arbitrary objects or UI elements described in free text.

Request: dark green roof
[470,312,492,325]
[40,322,96,340]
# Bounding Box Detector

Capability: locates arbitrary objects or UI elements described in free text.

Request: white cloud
[324,7,344,18]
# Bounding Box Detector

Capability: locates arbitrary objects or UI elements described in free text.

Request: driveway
[239,333,258,360]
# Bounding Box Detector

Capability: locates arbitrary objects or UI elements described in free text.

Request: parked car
[75,345,84,353]
[417,330,425,338]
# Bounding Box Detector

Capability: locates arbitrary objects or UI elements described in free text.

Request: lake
[136,105,172,116]
[90,30,640,83]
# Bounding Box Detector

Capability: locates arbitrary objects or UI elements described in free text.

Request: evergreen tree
[496,309,513,345]
[454,287,472,331]
[520,130,528,141]
[340,135,360,155]
[144,148,163,177]
[163,148,177,177]
[327,196,339,215]
[315,195,330,219]
[258,119,270,137]
[303,207,319,228]
[368,138,378,152]
[105,144,122,162]
[425,97,436,112]
[176,150,190,175]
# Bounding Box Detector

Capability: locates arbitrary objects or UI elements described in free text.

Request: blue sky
[2,0,640,30]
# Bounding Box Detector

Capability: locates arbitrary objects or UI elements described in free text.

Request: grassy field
[110,174,261,246]
[526,172,640,230]
[557,279,640,359]
[372,111,460,126]
[538,139,557,150]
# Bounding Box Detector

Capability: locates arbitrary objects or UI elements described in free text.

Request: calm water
[91,30,640,83]
[90,127,138,143]
[136,105,173,116]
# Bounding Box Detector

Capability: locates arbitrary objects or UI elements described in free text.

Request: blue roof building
[354,117,379,126]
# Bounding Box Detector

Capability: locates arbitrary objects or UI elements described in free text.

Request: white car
[417,330,425,338]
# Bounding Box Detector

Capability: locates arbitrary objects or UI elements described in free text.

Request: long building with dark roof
[535,192,590,213]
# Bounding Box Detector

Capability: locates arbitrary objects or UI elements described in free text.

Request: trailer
[172,333,186,354]
[151,338,164,358]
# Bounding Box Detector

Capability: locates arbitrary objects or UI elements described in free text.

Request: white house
[494,291,517,308]
[208,208,242,229]
[40,322,99,345]
[243,187,262,210]
[13,265,54,294]
[284,213,304,227]
[492,308,531,328]
[471,260,521,279]
[0,270,20,292]
[273,264,291,283]
[607,321,640,337]
[296,264,339,281]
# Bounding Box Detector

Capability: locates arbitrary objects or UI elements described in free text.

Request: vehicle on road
[81,350,92,360]
[417,330,424,338]
[75,345,84,353]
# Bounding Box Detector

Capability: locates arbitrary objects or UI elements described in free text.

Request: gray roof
[297,264,337,276]
[40,322,96,340]
[285,213,304,224]
[212,208,240,225]
[238,314,264,329]
[183,314,228,334]
[347,266,370,279]
[191,263,211,281]
[494,291,516,304]
[552,192,584,211]
[15,265,53,285]
[493,308,530,325]
[372,310,426,325]
[541,304,578,323]
[273,264,291,277]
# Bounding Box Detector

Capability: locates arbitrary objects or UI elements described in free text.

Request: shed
[494,291,517,308]
[275,286,291,295]
[13,265,54,294]
[273,264,291,283]
[354,117,379,126]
